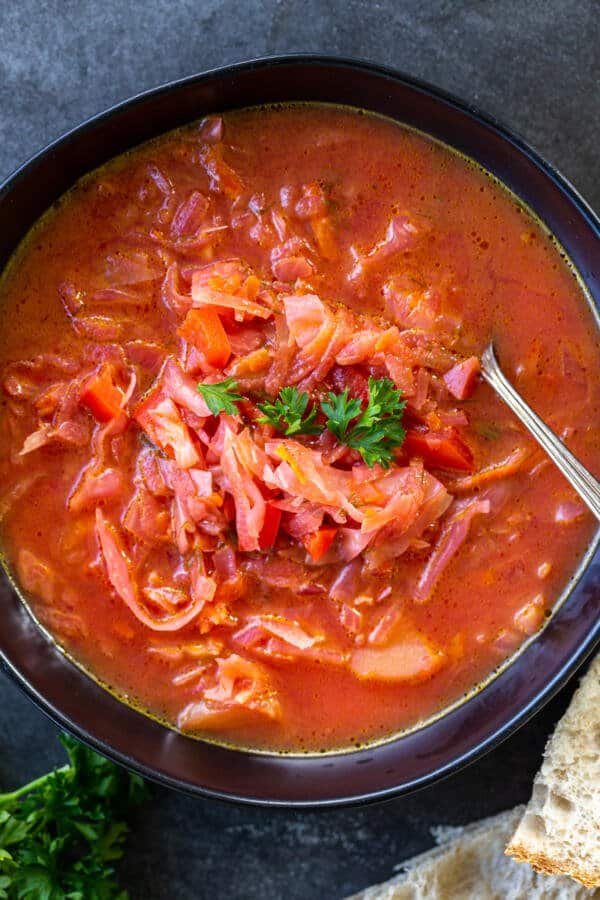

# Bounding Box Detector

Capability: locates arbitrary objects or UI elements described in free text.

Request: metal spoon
[480,343,600,521]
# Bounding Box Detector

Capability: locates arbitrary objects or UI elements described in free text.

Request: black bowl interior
[1,55,599,807]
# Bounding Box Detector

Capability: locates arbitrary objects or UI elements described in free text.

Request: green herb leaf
[322,377,406,468]
[258,387,320,436]
[0,733,148,899]
[198,375,405,467]
[321,389,362,442]
[197,377,244,416]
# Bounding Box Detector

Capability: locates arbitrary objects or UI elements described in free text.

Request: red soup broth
[0,105,598,753]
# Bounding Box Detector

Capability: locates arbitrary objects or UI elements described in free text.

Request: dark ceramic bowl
[1,55,599,807]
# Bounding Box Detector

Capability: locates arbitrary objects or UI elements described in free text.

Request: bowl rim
[3,52,600,234]
[1,52,599,808]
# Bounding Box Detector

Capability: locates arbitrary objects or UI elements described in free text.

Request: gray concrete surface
[0,2,598,897]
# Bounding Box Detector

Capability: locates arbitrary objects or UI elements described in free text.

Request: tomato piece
[80,363,124,422]
[258,503,282,550]
[404,428,474,472]
[178,308,231,368]
[304,527,337,561]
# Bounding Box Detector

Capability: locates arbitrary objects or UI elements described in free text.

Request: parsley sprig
[196,375,406,469]
[197,377,243,416]
[323,377,406,468]
[0,733,147,899]
[257,387,320,436]
[320,389,362,442]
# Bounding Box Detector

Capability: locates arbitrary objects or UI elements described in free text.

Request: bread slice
[347,806,593,899]
[506,654,600,888]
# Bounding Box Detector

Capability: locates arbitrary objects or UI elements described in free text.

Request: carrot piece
[243,274,261,300]
[404,428,474,472]
[304,527,337,561]
[178,308,231,368]
[258,503,282,550]
[223,272,243,293]
[447,446,530,492]
[80,363,124,422]
[228,347,271,377]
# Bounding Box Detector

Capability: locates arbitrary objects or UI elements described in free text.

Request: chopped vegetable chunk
[258,502,282,549]
[80,363,124,421]
[350,633,445,683]
[443,356,481,400]
[304,526,337,561]
[404,428,474,471]
[178,308,231,368]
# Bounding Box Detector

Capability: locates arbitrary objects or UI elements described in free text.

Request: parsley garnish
[320,389,362,442]
[257,387,320,436]
[198,375,405,468]
[197,377,244,416]
[322,377,406,468]
[0,732,147,899]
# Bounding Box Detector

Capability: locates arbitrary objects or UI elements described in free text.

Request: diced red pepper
[178,308,231,368]
[304,527,337,561]
[80,363,124,422]
[404,428,474,472]
[258,503,282,550]
[443,356,481,400]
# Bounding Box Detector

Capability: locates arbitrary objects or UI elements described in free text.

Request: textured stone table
[0,2,598,897]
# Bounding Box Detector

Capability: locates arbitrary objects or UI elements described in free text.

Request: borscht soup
[0,105,598,753]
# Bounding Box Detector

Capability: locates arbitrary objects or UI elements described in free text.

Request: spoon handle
[481,344,600,521]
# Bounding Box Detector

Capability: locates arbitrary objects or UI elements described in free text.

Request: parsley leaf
[197,377,244,416]
[0,733,147,899]
[257,387,320,436]
[197,375,405,467]
[322,377,406,468]
[321,389,362,442]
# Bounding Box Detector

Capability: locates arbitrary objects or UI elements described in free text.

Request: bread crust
[506,654,600,889]
[507,843,599,890]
